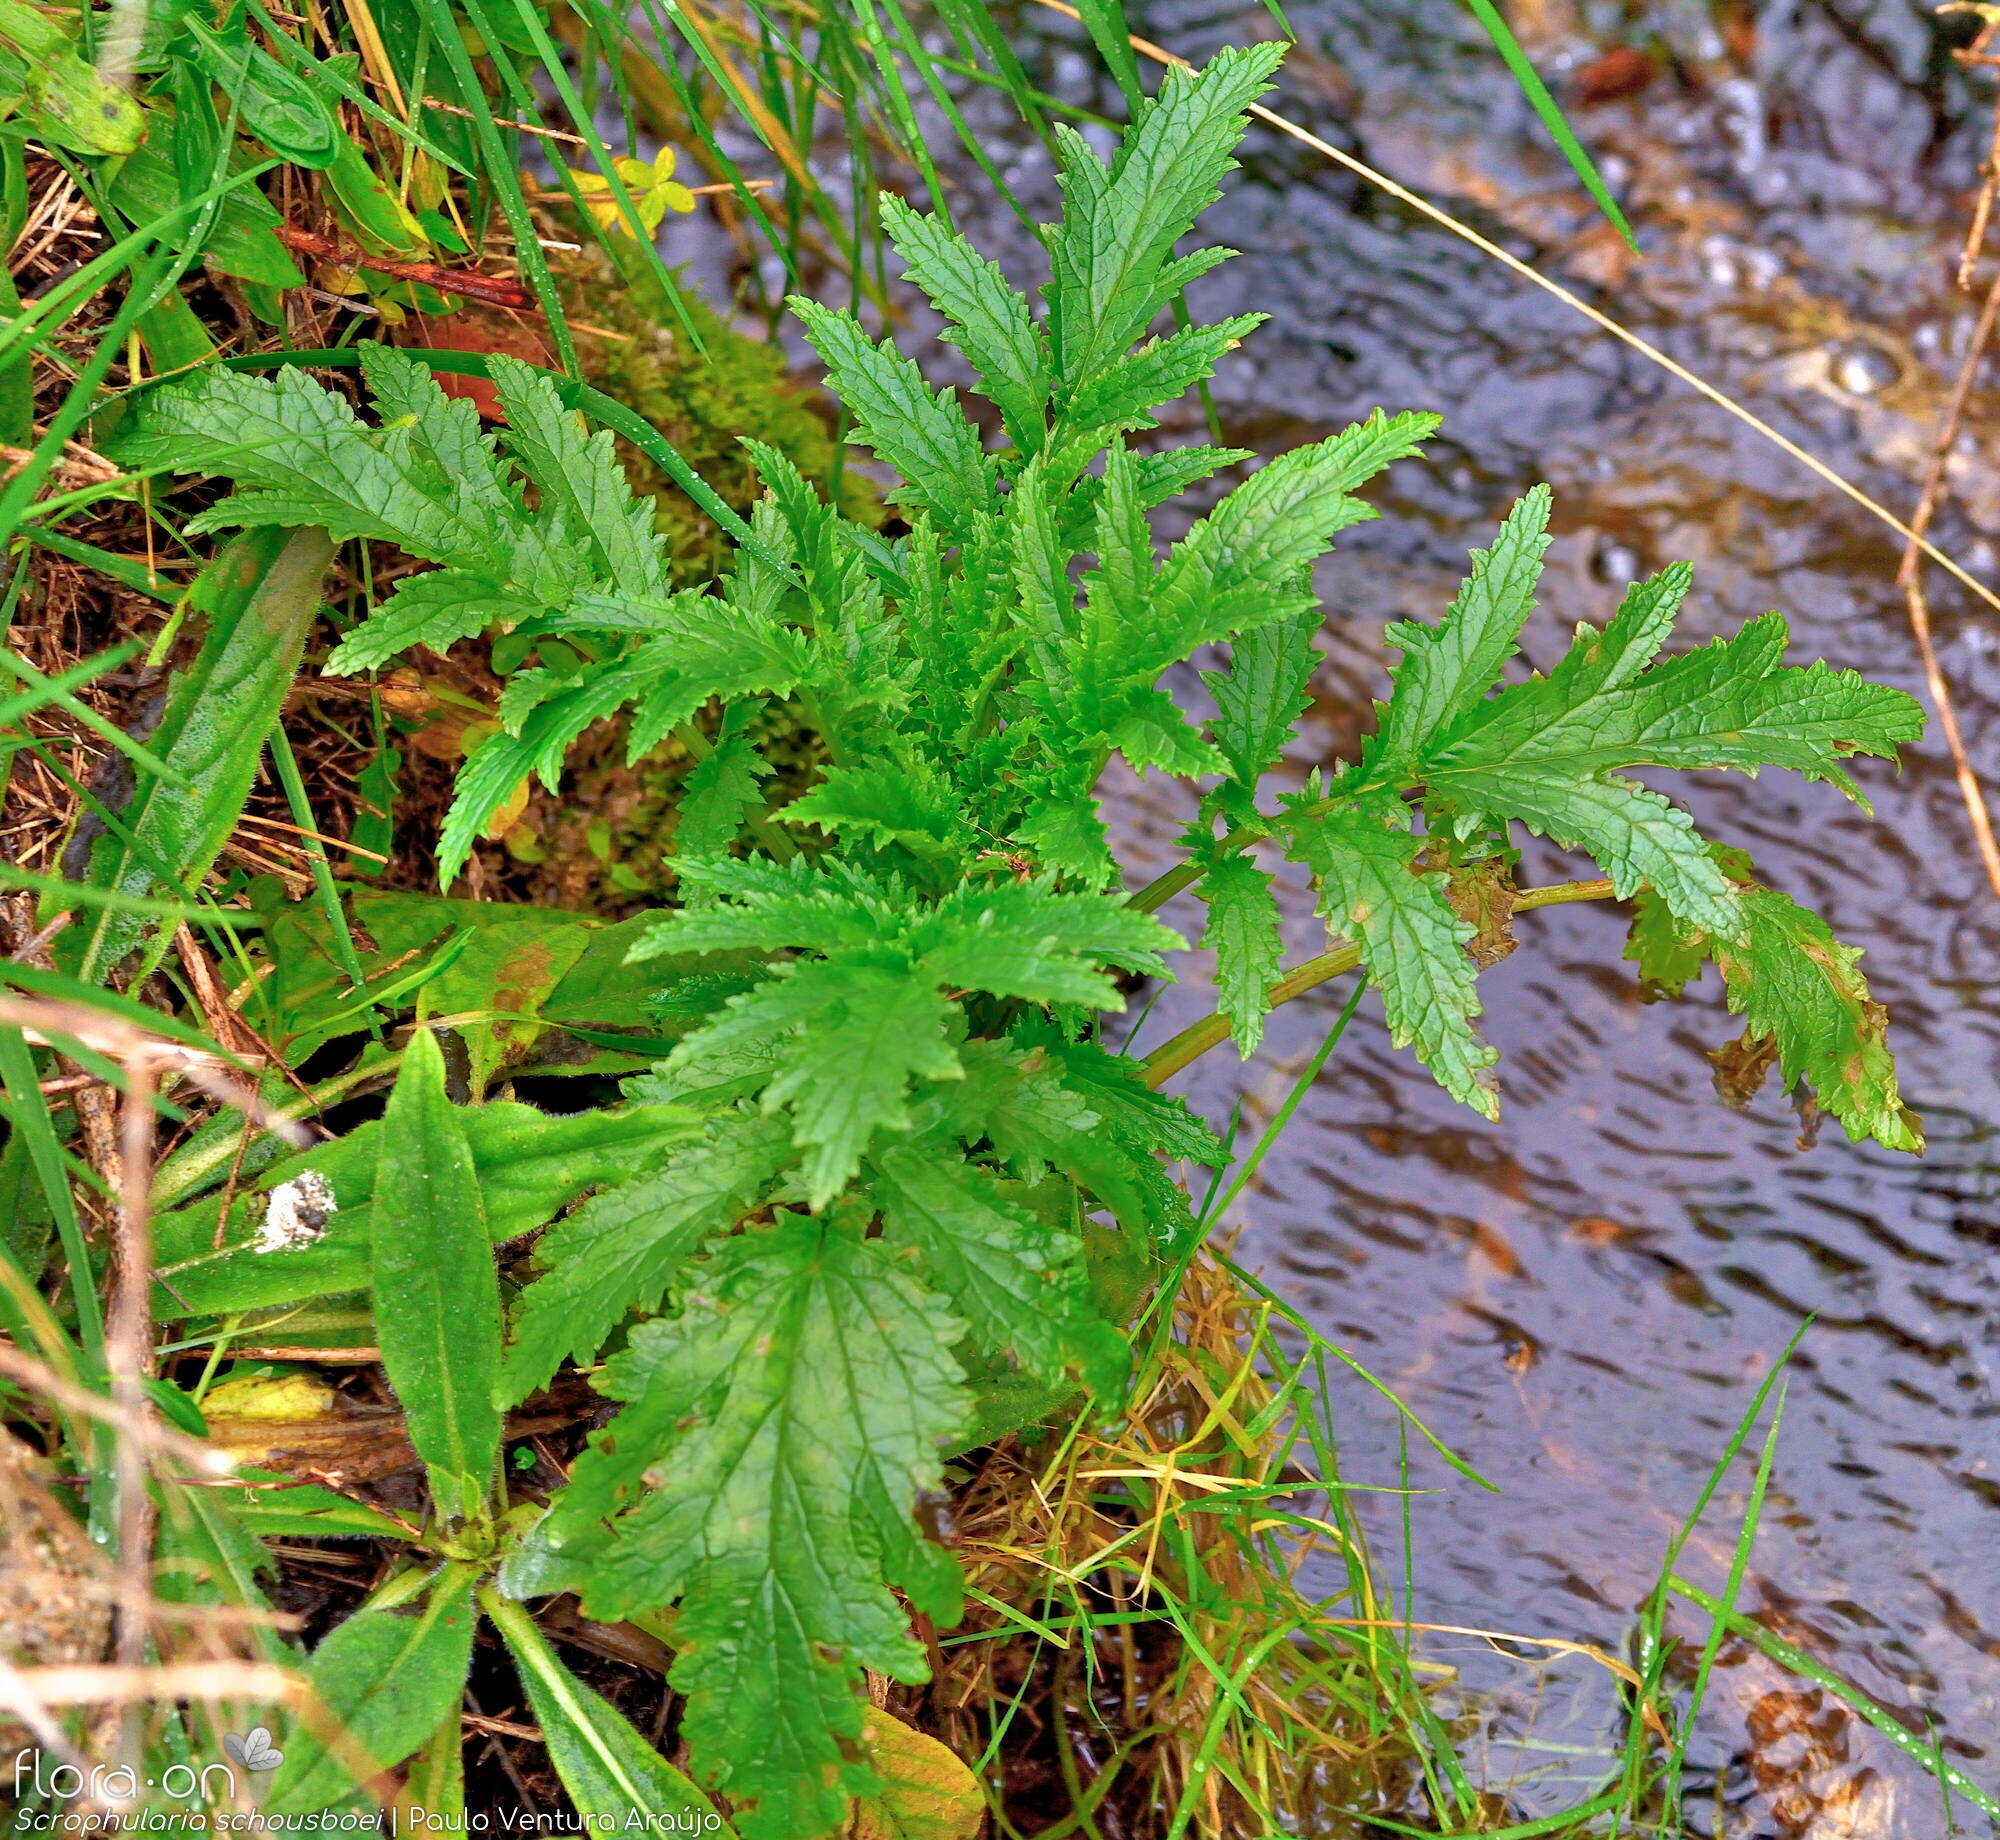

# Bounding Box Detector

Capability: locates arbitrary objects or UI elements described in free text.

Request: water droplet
[1594,541,1641,585]
[1832,344,1898,396]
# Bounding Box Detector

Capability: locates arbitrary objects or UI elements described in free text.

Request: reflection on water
[678,0,2000,1824]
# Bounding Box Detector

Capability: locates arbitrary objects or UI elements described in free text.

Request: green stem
[1125,822,1264,915]
[1138,877,1616,1087]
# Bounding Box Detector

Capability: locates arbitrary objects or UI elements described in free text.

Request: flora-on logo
[224,1728,284,1771]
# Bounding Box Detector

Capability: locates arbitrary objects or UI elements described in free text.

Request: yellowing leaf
[482,769,532,841]
[202,1372,339,1424]
[843,1709,983,1840]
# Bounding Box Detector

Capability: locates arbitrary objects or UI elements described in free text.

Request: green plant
[92,38,1931,1838]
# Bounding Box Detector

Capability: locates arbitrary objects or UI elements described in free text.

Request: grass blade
[1668,1576,2000,1825]
[1457,0,1636,250]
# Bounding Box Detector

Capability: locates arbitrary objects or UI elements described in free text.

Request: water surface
[677,5,2000,1824]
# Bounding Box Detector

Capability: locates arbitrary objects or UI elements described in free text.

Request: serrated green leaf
[907,879,1179,1004]
[881,195,1049,455]
[1057,314,1264,441]
[1623,871,1920,1152]
[1433,611,1924,805]
[964,1050,1158,1236]
[1146,410,1438,670]
[1203,607,1319,794]
[873,1144,1125,1397]
[784,757,961,860]
[791,299,992,541]
[1367,483,1553,776]
[1441,763,1741,936]
[1715,888,1921,1151]
[371,1028,504,1520]
[1287,801,1498,1116]
[761,959,962,1206]
[436,728,537,887]
[357,343,517,533]
[1622,877,1709,999]
[265,1567,479,1814]
[632,856,894,957]
[1044,44,1285,391]
[501,1112,794,1404]
[1106,689,1229,777]
[554,1218,967,1840]
[1545,562,1689,702]
[114,365,496,567]
[1201,854,1284,1055]
[490,354,669,598]
[676,704,773,866]
[329,570,539,675]
[1041,1039,1229,1169]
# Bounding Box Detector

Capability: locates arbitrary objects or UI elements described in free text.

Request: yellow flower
[565,148,697,238]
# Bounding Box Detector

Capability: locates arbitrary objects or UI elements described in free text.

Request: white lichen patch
[253,1171,337,1253]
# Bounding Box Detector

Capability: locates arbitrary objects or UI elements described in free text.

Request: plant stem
[1126,822,1263,915]
[1138,877,1616,1087]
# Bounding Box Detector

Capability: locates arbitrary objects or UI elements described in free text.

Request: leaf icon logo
[223,1728,285,1772]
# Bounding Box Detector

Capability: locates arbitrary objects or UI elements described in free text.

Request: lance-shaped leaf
[1043,43,1284,389]
[112,362,499,567]
[1203,606,1320,795]
[791,298,992,541]
[63,526,334,983]
[1430,611,1923,804]
[1364,484,1553,778]
[327,570,542,676]
[1144,411,1438,671]
[490,353,669,598]
[1714,888,1921,1150]
[882,194,1049,455]
[265,1566,479,1813]
[552,1218,967,1840]
[371,1028,504,1520]
[486,1593,730,1830]
[1623,871,1921,1152]
[1056,313,1265,442]
[1286,798,1498,1116]
[1201,853,1285,1055]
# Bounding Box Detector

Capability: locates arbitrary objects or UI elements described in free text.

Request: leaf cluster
[113,42,1929,1835]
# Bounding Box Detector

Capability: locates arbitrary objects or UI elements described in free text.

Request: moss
[570,249,880,583]
[486,259,865,911]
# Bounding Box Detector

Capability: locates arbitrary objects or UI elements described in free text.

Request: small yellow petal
[659,182,696,216]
